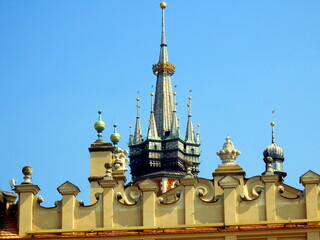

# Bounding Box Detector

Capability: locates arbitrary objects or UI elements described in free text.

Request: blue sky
[1,1,319,206]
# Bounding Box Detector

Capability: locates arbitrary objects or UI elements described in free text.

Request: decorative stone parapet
[139,179,159,227]
[98,179,118,228]
[57,181,81,230]
[181,178,198,224]
[300,171,320,221]
[218,176,239,225]
[14,184,40,236]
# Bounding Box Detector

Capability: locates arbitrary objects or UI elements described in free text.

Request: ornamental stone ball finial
[22,166,33,184]
[264,156,274,175]
[104,162,113,180]
[110,124,121,148]
[217,137,241,166]
[184,159,194,178]
[94,110,106,141]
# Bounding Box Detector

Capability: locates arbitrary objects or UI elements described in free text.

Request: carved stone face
[112,148,128,171]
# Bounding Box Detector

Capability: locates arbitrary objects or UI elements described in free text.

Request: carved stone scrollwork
[241,185,264,201]
[158,191,181,205]
[240,185,264,201]
[277,185,303,199]
[115,186,141,206]
[95,193,102,201]
[195,181,221,203]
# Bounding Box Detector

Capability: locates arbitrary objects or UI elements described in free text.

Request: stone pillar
[138,179,158,227]
[14,184,40,236]
[57,181,80,230]
[88,142,114,204]
[300,171,320,221]
[180,178,197,225]
[262,175,279,222]
[99,179,118,228]
[218,176,239,225]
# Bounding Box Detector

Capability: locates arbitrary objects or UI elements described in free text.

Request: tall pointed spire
[133,98,143,144]
[159,2,168,63]
[128,125,133,146]
[152,2,176,138]
[169,92,180,138]
[147,93,160,140]
[185,96,195,143]
[196,124,200,144]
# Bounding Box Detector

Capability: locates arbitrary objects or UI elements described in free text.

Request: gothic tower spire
[129,2,200,184]
[152,2,176,138]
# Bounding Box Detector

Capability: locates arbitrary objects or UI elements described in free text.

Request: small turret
[262,122,287,181]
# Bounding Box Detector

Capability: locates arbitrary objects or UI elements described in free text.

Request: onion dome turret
[262,122,287,181]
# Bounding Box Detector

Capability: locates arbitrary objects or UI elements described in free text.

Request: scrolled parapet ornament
[115,185,141,206]
[277,185,303,199]
[240,177,264,201]
[158,191,181,205]
[112,148,129,171]
[195,180,221,203]
[240,185,264,201]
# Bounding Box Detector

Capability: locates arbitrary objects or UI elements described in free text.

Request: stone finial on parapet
[217,137,241,166]
[263,156,274,175]
[104,162,113,180]
[184,159,194,178]
[212,137,245,177]
[22,166,33,184]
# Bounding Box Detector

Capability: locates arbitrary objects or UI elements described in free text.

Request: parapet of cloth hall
[1,2,320,240]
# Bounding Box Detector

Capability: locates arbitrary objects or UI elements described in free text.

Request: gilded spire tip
[160,2,167,9]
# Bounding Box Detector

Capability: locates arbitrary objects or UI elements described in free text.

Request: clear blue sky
[1,1,319,206]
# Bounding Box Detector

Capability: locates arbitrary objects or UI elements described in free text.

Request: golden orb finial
[160,2,167,9]
[150,92,154,96]
[136,97,140,101]
[270,122,275,127]
[173,92,177,96]
[188,96,192,100]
